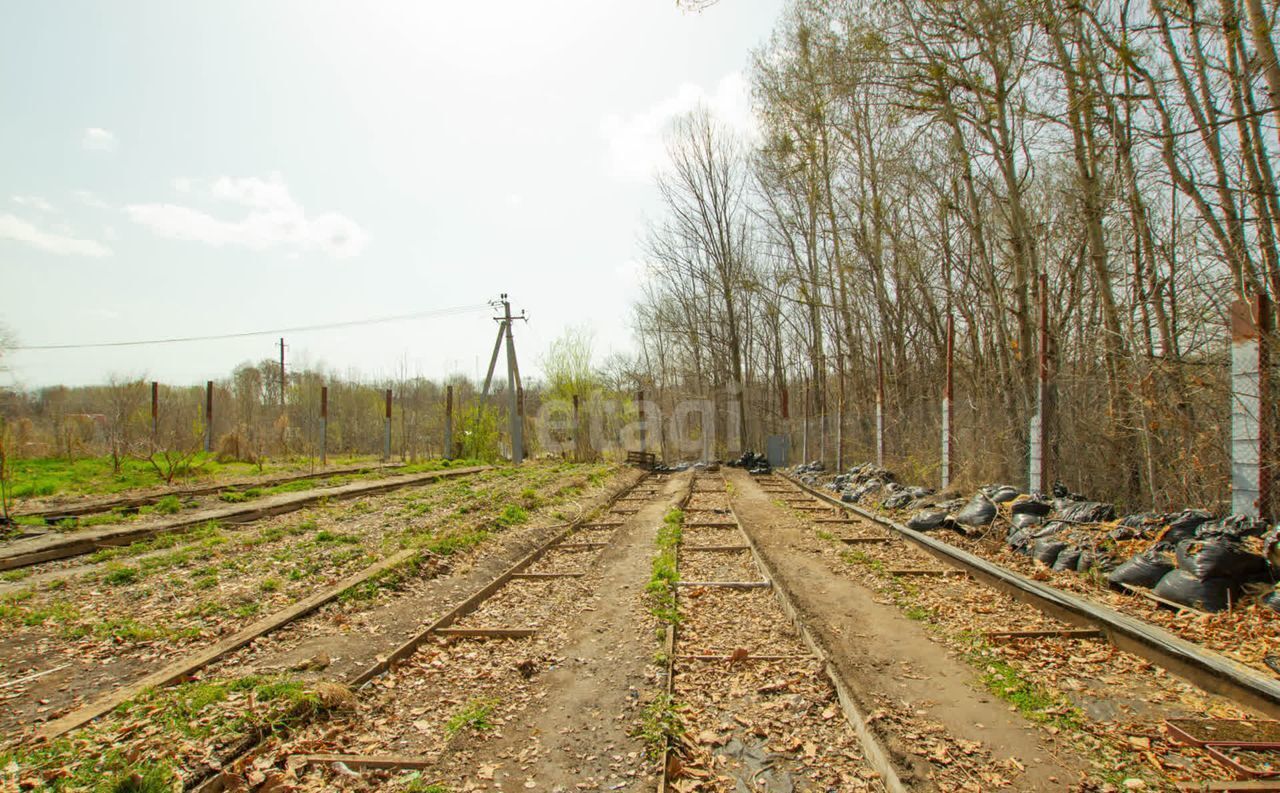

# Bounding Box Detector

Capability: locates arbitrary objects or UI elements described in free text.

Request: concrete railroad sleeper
[188,468,658,792]
[0,466,488,571]
[778,473,1280,721]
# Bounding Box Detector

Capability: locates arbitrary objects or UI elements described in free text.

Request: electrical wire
[12,303,492,351]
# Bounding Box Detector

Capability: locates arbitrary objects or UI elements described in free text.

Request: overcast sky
[0,1,779,389]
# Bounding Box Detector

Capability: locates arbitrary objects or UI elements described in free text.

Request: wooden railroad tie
[814,518,858,524]
[1175,783,1280,792]
[888,568,967,577]
[611,508,641,515]
[684,521,737,528]
[682,545,750,553]
[984,628,1104,643]
[434,628,536,639]
[558,542,608,550]
[511,572,585,580]
[287,754,433,772]
[840,536,889,544]
[577,523,623,530]
[677,580,771,589]
[677,653,809,661]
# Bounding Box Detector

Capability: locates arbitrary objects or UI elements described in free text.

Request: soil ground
[726,468,1088,790]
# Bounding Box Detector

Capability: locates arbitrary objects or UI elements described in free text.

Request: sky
[0,0,779,389]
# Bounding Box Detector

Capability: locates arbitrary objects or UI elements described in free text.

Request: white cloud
[11,195,54,212]
[0,214,112,257]
[615,259,648,286]
[600,71,755,184]
[125,173,368,258]
[71,189,110,208]
[82,127,117,152]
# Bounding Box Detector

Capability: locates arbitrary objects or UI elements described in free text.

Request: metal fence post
[320,385,328,466]
[383,389,392,462]
[572,394,581,461]
[444,385,454,460]
[1231,295,1273,519]
[204,380,213,454]
[150,381,158,451]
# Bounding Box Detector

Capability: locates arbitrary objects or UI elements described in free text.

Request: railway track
[10,461,407,524]
[772,471,1280,721]
[0,465,488,572]
[0,464,606,745]
[658,473,902,792]
[188,469,667,791]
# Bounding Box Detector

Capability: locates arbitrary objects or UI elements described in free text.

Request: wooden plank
[814,518,859,524]
[985,629,1104,642]
[511,572,584,579]
[434,628,535,639]
[683,521,736,528]
[558,542,607,550]
[888,568,966,577]
[682,545,750,553]
[1119,582,1213,616]
[1,466,489,571]
[38,546,423,739]
[677,654,809,661]
[288,754,434,771]
[677,580,771,589]
[1176,783,1280,792]
[840,536,889,544]
[782,473,1280,720]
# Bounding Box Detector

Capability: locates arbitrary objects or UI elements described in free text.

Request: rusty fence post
[150,381,158,451]
[204,380,213,454]
[444,385,454,460]
[942,316,954,490]
[320,385,328,466]
[637,389,646,453]
[1231,294,1273,519]
[572,394,581,461]
[384,389,392,462]
[802,381,809,463]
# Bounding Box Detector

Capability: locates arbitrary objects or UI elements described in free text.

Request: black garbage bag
[1032,538,1068,566]
[1153,569,1239,612]
[1108,545,1176,590]
[1195,515,1270,540]
[1006,529,1033,555]
[954,494,997,527]
[1011,498,1052,517]
[1266,527,1280,570]
[906,510,949,531]
[1162,510,1214,543]
[1029,521,1067,539]
[1120,512,1166,529]
[1052,482,1086,501]
[1056,501,1117,523]
[882,491,913,510]
[984,485,1020,503]
[1175,538,1271,582]
[851,481,882,502]
[1263,588,1280,614]
[1075,549,1098,573]
[1011,511,1044,531]
[1052,546,1083,572]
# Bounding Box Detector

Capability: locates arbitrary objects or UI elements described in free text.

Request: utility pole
[482,294,528,464]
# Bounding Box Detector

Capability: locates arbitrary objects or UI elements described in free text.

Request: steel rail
[779,472,1280,720]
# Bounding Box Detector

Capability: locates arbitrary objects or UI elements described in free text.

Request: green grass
[445,697,499,735]
[635,693,684,761]
[6,455,261,500]
[314,529,360,544]
[495,504,529,527]
[103,564,141,586]
[647,508,683,625]
[152,495,182,514]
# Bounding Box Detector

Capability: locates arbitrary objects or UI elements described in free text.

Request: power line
[12,304,491,351]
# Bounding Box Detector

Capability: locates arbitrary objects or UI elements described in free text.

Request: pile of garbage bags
[726,450,771,475]
[790,461,1280,615]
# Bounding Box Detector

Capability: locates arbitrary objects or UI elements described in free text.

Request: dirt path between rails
[727,469,1088,791]
[427,474,690,792]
